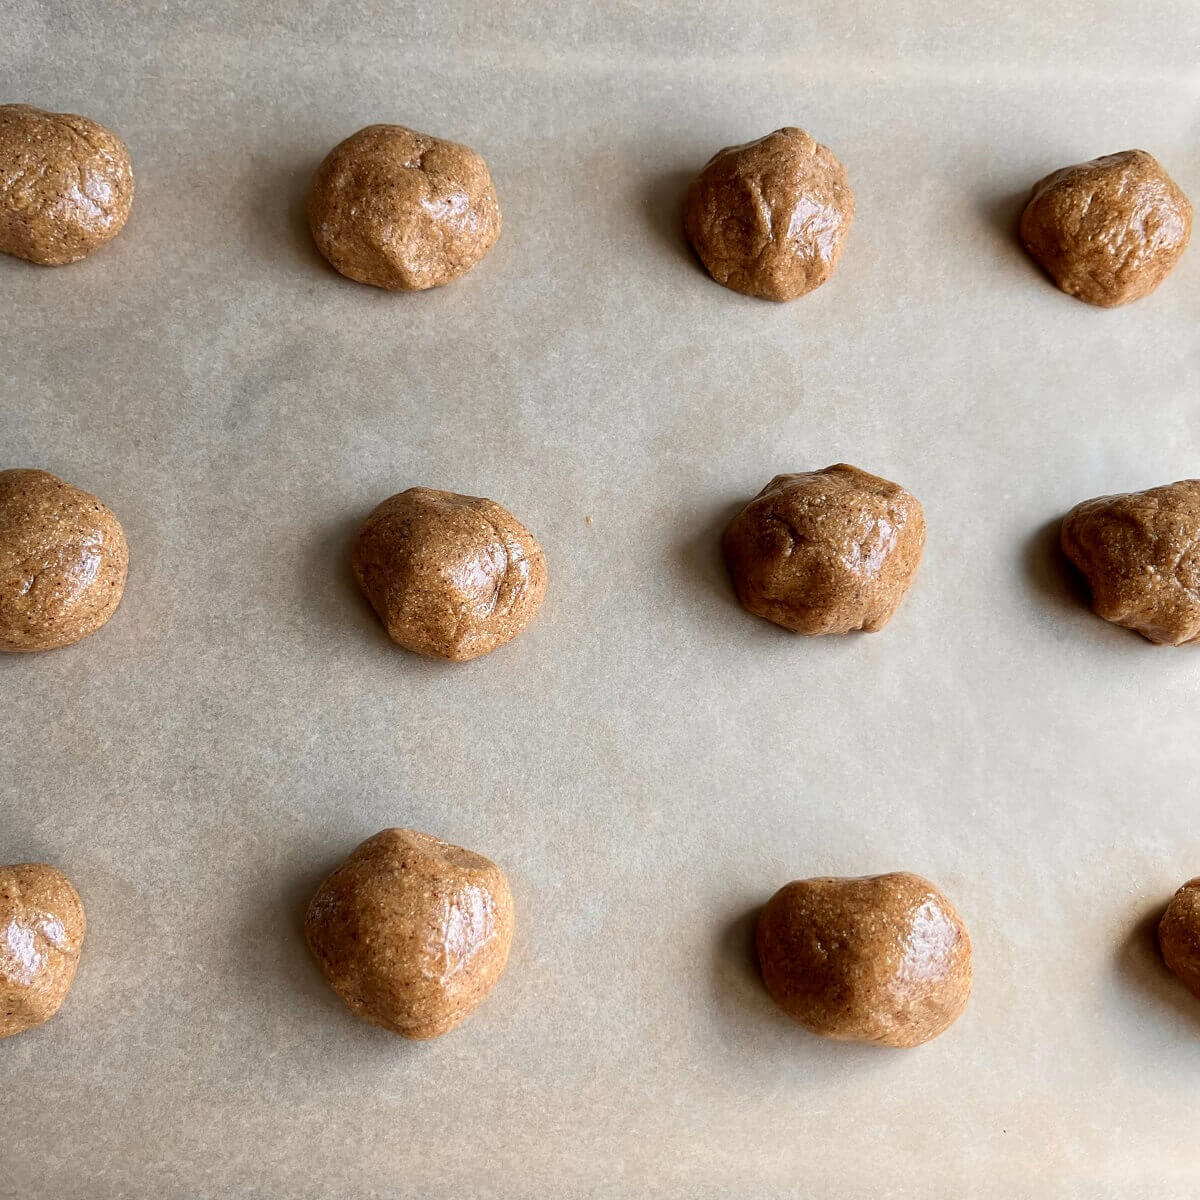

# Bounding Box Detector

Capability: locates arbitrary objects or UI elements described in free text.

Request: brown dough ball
[1,863,86,1039]
[1159,878,1200,999]
[1061,478,1200,645]
[0,104,134,266]
[757,872,972,1048]
[308,124,501,291]
[722,464,925,636]
[684,127,854,302]
[352,486,546,662]
[0,469,128,652]
[305,828,514,1039]
[1019,150,1191,307]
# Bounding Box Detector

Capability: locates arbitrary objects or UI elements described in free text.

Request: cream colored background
[3,3,1199,1196]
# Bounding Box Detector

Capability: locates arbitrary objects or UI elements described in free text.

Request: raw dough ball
[0,468,128,652]
[1061,478,1200,645]
[684,127,854,302]
[352,487,546,661]
[0,104,134,266]
[1,863,86,1039]
[305,828,514,1039]
[1159,878,1200,999]
[1019,150,1191,307]
[722,464,925,636]
[757,872,972,1048]
[308,124,501,291]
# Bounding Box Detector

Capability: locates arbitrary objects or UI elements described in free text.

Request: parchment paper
[3,3,1200,1196]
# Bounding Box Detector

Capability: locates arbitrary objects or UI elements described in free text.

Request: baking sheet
[3,3,1200,1196]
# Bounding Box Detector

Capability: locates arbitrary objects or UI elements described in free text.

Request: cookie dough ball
[305,828,514,1039]
[353,487,546,661]
[1061,478,1200,645]
[0,104,134,266]
[1019,150,1191,307]
[1,863,86,1038]
[1159,878,1200,999]
[684,127,854,302]
[0,469,128,652]
[309,124,501,291]
[722,464,925,636]
[757,872,972,1048]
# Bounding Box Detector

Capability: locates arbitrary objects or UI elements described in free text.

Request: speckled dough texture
[0,863,86,1039]
[1061,478,1200,645]
[684,127,854,301]
[0,468,128,652]
[352,486,546,661]
[722,464,925,636]
[756,872,972,1048]
[1159,879,1200,1000]
[1019,150,1191,307]
[305,828,514,1039]
[0,104,134,265]
[309,124,502,291]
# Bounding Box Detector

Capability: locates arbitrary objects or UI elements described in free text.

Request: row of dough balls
[7,843,1200,1045]
[4,466,1200,656]
[0,105,1192,307]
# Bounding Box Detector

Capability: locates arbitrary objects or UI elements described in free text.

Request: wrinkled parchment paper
[3,3,1200,1195]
